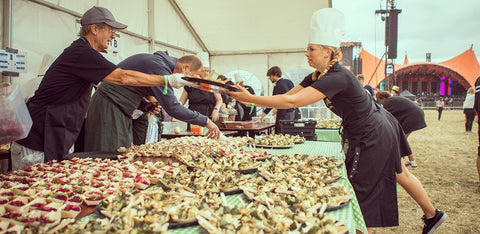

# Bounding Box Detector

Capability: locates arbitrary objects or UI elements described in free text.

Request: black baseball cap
[80,6,127,29]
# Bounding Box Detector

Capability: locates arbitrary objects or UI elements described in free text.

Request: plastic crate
[279,120,317,140]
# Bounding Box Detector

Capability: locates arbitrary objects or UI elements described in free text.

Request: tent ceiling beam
[167,0,208,54]
[211,48,307,56]
[27,0,197,55]
[28,0,82,18]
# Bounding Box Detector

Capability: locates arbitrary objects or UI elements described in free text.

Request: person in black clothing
[257,66,295,133]
[375,91,426,168]
[179,66,223,126]
[234,80,256,121]
[357,74,375,96]
[10,6,191,170]
[474,76,480,193]
[228,8,446,233]
[436,98,445,120]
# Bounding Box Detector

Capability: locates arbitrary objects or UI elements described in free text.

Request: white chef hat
[196,52,210,68]
[309,8,345,48]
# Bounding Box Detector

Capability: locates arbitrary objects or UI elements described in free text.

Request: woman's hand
[204,119,220,139]
[226,84,253,103]
[210,109,219,122]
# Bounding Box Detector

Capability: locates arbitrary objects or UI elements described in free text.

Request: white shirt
[463,93,475,109]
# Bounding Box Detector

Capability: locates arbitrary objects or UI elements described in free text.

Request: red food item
[2,211,22,219]
[18,216,39,223]
[64,204,81,211]
[31,203,45,209]
[0,199,8,204]
[104,189,115,195]
[8,200,25,206]
[57,188,70,193]
[52,194,68,201]
[39,215,53,223]
[86,194,103,201]
[40,206,57,212]
[68,196,82,203]
[134,175,149,185]
[91,183,103,188]
[1,182,12,189]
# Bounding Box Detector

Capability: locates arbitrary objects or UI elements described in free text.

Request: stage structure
[375,0,401,89]
[340,42,362,76]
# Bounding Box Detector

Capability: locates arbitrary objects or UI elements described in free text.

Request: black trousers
[437,107,443,120]
[464,108,475,131]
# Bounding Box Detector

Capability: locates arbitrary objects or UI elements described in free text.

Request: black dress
[300,63,412,227]
[184,86,216,121]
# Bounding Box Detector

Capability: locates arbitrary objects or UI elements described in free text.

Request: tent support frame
[1,0,12,82]
[26,0,198,55]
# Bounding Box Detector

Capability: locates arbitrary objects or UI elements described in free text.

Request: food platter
[323,175,342,184]
[182,77,240,93]
[325,197,352,212]
[168,219,199,229]
[251,155,272,161]
[220,188,244,195]
[255,144,294,149]
[233,167,258,174]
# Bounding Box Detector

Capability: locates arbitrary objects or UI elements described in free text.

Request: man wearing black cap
[11,6,192,170]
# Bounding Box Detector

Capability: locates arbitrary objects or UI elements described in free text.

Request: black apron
[40,85,92,162]
[341,101,406,227]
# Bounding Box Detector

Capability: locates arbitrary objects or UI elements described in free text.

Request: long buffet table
[315,128,341,142]
[162,140,366,234]
[63,140,366,233]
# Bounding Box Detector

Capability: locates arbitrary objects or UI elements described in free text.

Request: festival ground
[372,110,480,233]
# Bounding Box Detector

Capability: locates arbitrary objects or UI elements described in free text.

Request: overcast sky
[333,0,480,64]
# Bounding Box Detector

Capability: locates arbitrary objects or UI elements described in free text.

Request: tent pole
[1,0,12,83]
[148,0,155,53]
[168,0,209,54]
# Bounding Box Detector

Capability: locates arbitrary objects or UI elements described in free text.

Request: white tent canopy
[0,0,330,98]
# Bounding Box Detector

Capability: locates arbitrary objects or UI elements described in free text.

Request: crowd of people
[9,5,480,234]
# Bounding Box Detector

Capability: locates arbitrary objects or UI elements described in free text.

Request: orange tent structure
[359,46,480,96]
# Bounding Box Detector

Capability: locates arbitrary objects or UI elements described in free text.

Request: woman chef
[228,8,446,234]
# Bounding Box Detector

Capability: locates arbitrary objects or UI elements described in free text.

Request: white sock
[410,161,417,166]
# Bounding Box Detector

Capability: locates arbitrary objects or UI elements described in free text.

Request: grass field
[372,110,480,233]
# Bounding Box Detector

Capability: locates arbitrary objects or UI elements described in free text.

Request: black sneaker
[422,209,447,234]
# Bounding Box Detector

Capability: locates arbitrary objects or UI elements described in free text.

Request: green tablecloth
[170,141,367,234]
[315,128,341,142]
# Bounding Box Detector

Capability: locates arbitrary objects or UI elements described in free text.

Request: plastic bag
[145,114,159,143]
[0,85,33,145]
